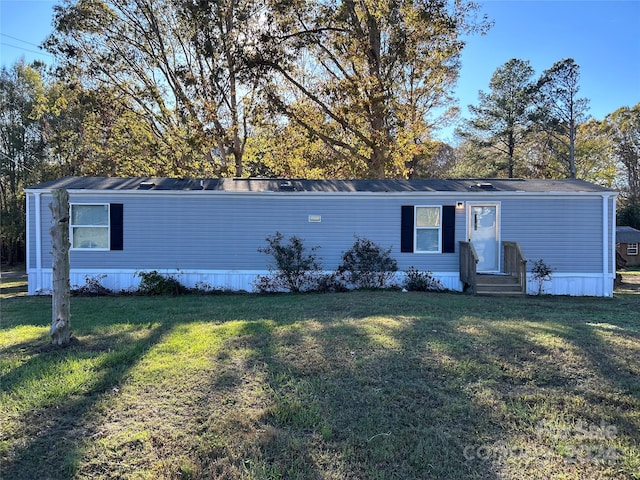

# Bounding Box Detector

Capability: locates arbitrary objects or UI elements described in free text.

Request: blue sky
[1,0,639,141]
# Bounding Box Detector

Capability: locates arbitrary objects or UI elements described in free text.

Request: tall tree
[457,58,536,177]
[257,0,490,178]
[573,119,617,186]
[0,61,48,265]
[519,120,616,183]
[46,0,262,177]
[407,141,457,178]
[606,104,640,228]
[245,106,340,178]
[535,58,589,178]
[448,137,501,178]
[44,80,177,177]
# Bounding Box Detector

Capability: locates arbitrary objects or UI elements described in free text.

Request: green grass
[0,274,28,299]
[1,291,639,479]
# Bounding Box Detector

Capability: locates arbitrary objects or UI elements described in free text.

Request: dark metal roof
[617,226,640,243]
[27,176,615,194]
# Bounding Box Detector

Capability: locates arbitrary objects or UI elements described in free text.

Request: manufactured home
[25,177,617,296]
[616,226,640,268]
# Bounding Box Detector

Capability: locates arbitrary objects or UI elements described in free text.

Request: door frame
[466,202,501,273]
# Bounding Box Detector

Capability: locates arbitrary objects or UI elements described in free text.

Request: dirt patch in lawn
[0,271,28,298]
[617,272,640,294]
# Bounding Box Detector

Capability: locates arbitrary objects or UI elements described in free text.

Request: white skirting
[527,273,615,297]
[28,268,267,295]
[27,269,614,297]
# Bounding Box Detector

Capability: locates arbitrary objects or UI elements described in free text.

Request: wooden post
[50,189,72,346]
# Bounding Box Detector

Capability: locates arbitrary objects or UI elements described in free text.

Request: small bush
[136,270,188,296]
[255,232,322,292]
[338,236,398,289]
[314,272,349,293]
[192,281,227,295]
[72,274,114,296]
[403,267,446,292]
[531,259,553,295]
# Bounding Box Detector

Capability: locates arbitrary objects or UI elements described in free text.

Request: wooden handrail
[503,241,527,294]
[459,241,479,293]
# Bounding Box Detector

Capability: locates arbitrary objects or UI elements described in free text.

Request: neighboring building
[25,177,617,296]
[616,226,640,267]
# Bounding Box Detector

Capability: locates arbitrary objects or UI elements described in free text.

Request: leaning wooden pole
[50,188,72,346]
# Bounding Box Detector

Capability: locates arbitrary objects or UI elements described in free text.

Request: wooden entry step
[475,273,525,295]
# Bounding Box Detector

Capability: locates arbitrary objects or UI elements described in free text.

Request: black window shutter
[401,206,414,253]
[442,205,455,253]
[110,203,124,251]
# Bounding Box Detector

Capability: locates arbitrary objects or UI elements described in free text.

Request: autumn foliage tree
[607,103,640,228]
[46,0,263,177]
[255,0,490,178]
[0,62,49,265]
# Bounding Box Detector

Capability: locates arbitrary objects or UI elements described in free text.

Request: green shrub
[314,272,349,293]
[338,236,398,289]
[403,267,446,292]
[255,232,322,292]
[135,270,188,296]
[72,274,114,296]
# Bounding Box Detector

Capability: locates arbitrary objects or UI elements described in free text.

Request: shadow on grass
[1,323,172,480]
[204,302,503,479]
[558,320,640,441]
[210,293,640,479]
[2,291,638,479]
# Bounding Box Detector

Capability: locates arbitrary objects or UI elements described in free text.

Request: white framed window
[628,243,639,256]
[415,206,441,253]
[70,204,110,250]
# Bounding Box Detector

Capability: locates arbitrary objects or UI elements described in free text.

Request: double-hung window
[71,204,110,249]
[628,243,639,256]
[401,205,455,254]
[415,206,441,253]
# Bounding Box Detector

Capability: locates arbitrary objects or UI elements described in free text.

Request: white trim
[601,194,616,297]
[414,205,442,253]
[612,195,617,272]
[34,192,42,293]
[69,203,111,251]
[24,188,617,200]
[26,193,31,272]
[602,195,609,291]
[466,202,501,273]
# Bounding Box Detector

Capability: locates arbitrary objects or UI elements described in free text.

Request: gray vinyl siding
[29,191,608,274]
[501,197,603,272]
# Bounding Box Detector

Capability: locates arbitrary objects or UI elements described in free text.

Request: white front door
[468,203,500,272]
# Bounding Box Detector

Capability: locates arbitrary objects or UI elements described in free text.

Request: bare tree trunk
[50,189,72,346]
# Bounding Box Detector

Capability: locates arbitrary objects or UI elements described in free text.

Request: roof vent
[139,181,155,190]
[279,181,295,191]
[475,182,494,190]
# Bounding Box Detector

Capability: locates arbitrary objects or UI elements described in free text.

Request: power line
[0,41,54,59]
[0,33,44,49]
[0,33,55,61]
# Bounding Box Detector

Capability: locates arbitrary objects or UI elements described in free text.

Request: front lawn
[1,291,639,479]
